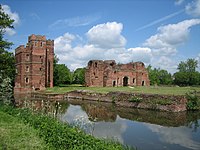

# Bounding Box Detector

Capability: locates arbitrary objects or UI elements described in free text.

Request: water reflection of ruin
[14,94,200,128]
[68,99,117,122]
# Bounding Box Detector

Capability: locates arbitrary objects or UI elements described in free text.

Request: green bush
[129,96,142,103]
[0,74,13,105]
[186,90,200,110]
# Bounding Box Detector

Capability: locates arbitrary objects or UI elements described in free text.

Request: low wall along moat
[25,90,188,112]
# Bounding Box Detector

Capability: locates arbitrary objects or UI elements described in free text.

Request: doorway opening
[113,81,116,87]
[142,81,145,86]
[123,76,128,86]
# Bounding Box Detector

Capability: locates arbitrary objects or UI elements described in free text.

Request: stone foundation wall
[29,90,188,112]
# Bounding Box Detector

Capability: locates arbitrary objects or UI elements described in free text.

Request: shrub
[0,74,14,105]
[129,96,142,103]
[186,90,200,110]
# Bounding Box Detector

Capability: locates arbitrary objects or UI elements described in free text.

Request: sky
[1,0,200,73]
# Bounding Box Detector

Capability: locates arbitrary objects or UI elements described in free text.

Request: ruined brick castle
[85,60,150,87]
[14,34,54,92]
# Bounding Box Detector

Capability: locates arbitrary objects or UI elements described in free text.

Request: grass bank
[0,110,49,149]
[45,85,200,96]
[0,105,132,150]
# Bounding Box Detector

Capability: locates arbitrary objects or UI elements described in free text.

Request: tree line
[54,57,200,87]
[147,58,200,86]
[53,55,85,86]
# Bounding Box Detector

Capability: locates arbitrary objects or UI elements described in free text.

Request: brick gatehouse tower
[14,34,54,92]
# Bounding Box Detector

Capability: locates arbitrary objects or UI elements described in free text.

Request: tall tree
[54,64,71,86]
[73,68,86,85]
[177,61,187,72]
[158,69,172,85]
[0,5,15,104]
[147,65,172,85]
[0,5,15,83]
[174,58,199,86]
[186,58,198,73]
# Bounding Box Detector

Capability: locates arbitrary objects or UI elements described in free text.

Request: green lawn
[45,85,200,96]
[0,111,49,150]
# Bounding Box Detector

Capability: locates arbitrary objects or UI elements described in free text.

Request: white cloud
[126,47,152,64]
[54,22,128,70]
[49,13,101,30]
[144,19,200,56]
[186,0,200,17]
[2,5,20,36]
[54,33,75,54]
[175,0,185,5]
[4,28,16,36]
[93,116,127,144]
[61,105,127,144]
[145,123,200,150]
[196,53,200,70]
[54,20,199,73]
[55,30,152,70]
[151,56,178,73]
[87,22,126,49]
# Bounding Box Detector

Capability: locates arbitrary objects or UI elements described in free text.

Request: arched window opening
[25,77,29,83]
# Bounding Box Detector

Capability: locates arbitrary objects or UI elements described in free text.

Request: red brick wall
[85,60,150,87]
[14,34,54,92]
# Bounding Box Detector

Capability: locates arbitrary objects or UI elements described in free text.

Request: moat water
[15,95,200,150]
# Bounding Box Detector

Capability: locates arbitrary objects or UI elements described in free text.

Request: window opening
[25,77,29,83]
[123,76,128,86]
[26,66,29,72]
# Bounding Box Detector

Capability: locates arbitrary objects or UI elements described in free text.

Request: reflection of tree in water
[14,94,69,117]
[185,111,200,132]
[81,103,117,122]
[117,107,200,127]
[69,99,200,127]
[15,95,200,129]
[56,101,69,114]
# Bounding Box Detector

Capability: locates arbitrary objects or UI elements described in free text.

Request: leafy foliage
[174,58,200,86]
[0,74,13,105]
[53,55,86,86]
[129,96,142,103]
[0,5,15,105]
[54,64,72,86]
[73,68,86,84]
[186,90,200,110]
[0,5,16,83]
[147,65,173,85]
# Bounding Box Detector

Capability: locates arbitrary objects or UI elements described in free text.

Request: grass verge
[0,110,49,150]
[45,85,200,95]
[0,105,133,150]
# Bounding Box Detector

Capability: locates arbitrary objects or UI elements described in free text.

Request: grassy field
[0,111,48,150]
[45,85,200,96]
